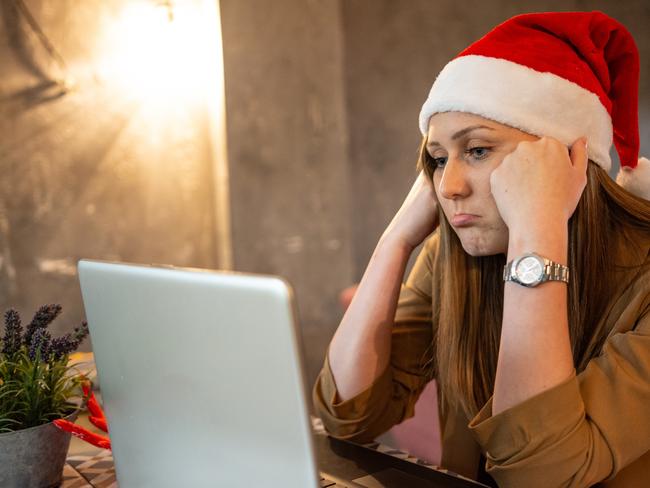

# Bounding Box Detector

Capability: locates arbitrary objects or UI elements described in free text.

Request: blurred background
[1,0,649,388]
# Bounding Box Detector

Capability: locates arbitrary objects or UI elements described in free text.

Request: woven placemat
[63,449,116,488]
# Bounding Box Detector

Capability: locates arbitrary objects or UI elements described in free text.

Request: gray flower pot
[0,409,79,488]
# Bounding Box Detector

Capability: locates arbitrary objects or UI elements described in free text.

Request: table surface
[62,417,485,488]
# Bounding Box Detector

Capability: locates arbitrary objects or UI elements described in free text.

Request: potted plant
[0,304,90,488]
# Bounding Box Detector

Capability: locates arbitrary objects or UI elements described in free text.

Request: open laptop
[78,259,487,488]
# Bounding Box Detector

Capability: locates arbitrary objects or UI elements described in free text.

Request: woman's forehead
[426,113,501,144]
[426,112,527,144]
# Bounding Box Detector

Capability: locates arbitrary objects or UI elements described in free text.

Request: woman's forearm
[328,233,414,401]
[492,224,575,415]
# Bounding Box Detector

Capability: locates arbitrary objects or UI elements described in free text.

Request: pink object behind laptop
[376,380,442,466]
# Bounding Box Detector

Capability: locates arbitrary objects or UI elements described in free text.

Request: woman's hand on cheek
[489,136,588,234]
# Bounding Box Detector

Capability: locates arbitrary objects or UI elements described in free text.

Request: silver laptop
[78,260,487,488]
[79,259,330,488]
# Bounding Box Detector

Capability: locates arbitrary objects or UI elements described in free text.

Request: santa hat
[418,11,649,200]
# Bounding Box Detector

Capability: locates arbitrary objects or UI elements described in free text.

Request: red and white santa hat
[418,11,649,200]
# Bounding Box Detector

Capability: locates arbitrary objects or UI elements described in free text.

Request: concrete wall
[220,0,354,383]
[0,0,221,341]
[1,1,649,388]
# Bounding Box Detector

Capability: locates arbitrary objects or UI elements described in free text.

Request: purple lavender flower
[28,328,52,361]
[49,321,89,360]
[72,321,89,343]
[23,304,62,347]
[1,309,23,356]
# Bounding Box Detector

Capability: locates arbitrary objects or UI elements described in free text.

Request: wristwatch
[503,252,569,287]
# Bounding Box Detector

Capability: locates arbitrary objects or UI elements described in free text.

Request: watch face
[514,255,543,285]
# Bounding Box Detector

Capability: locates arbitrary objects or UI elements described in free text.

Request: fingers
[569,137,588,173]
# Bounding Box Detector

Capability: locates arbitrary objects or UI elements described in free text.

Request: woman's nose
[438,158,471,200]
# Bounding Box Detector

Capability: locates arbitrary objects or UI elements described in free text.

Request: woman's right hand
[382,171,439,250]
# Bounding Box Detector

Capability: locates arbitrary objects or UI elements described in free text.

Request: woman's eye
[427,155,447,169]
[432,156,447,168]
[466,147,490,160]
[425,153,447,169]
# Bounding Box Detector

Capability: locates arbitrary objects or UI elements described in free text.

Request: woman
[313,11,650,488]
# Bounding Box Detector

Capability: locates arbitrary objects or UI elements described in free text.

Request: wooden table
[62,417,485,487]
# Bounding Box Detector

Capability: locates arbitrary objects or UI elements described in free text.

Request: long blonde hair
[417,137,650,417]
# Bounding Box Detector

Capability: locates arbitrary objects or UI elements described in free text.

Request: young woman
[313,11,650,488]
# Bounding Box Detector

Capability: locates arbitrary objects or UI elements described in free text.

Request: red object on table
[54,382,112,450]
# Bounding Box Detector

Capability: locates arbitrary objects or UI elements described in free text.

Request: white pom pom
[616,157,650,201]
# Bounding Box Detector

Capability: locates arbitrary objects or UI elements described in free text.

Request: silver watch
[503,252,569,287]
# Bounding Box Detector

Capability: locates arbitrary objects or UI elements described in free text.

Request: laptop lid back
[78,260,319,488]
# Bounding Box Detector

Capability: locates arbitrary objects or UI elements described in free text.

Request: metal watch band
[543,261,570,283]
[503,254,570,285]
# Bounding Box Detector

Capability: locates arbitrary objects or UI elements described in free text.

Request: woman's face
[427,112,538,256]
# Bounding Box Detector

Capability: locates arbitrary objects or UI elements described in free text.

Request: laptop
[78,259,488,488]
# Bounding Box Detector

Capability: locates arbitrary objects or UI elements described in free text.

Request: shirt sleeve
[468,279,650,488]
[312,233,438,443]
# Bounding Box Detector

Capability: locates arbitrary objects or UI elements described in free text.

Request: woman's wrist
[506,222,569,263]
[378,230,419,255]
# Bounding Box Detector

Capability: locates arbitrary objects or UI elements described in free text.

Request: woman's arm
[469,273,650,487]
[492,224,573,414]
[313,231,437,442]
[328,171,438,401]
[328,235,415,400]
[490,136,587,415]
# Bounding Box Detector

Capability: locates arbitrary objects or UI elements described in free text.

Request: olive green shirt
[313,228,650,487]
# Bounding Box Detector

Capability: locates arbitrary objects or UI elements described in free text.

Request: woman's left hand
[490,136,588,234]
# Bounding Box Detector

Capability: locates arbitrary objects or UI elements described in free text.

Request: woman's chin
[457,230,507,257]
[461,244,499,257]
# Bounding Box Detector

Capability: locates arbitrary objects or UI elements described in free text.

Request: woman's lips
[451,214,479,227]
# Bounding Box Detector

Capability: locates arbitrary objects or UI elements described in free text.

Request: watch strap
[503,253,570,285]
[543,261,570,283]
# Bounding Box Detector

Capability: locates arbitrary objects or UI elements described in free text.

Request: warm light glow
[97,0,221,106]
[92,0,233,269]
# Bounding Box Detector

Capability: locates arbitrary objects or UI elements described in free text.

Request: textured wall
[2,1,649,388]
[220,0,354,382]
[0,0,221,342]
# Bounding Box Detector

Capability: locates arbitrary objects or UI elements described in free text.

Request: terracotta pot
[0,408,79,488]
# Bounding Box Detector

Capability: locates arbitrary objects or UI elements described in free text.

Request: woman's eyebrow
[426,125,496,148]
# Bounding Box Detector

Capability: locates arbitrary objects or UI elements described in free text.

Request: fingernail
[582,137,588,149]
